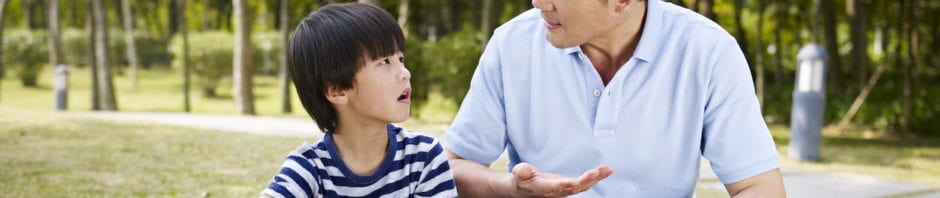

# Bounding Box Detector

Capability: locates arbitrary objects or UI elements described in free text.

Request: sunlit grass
[1,64,309,117]
[0,106,315,196]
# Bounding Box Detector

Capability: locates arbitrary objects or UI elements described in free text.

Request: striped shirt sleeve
[261,147,320,198]
[414,140,458,198]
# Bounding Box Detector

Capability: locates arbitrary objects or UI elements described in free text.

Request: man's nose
[532,0,554,11]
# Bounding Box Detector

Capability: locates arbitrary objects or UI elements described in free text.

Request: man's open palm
[511,163,614,197]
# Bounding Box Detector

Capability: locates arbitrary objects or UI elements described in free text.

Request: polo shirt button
[593,89,601,97]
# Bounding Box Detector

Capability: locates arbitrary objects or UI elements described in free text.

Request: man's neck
[582,1,648,85]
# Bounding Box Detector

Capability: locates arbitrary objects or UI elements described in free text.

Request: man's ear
[325,86,349,105]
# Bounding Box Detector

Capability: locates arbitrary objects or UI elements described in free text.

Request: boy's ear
[325,86,348,105]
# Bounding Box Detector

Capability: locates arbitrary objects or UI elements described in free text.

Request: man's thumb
[512,163,538,180]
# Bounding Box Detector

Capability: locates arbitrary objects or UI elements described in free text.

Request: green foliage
[407,27,483,116]
[61,28,171,68]
[169,31,234,96]
[2,29,48,87]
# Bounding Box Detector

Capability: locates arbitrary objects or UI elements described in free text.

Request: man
[444,0,786,197]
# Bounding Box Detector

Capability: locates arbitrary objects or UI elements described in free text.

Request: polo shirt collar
[561,0,664,63]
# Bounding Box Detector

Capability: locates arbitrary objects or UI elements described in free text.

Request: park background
[0,0,938,197]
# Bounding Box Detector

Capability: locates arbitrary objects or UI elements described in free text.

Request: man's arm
[724,168,785,198]
[445,149,614,197]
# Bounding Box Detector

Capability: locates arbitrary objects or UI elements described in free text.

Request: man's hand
[511,163,614,197]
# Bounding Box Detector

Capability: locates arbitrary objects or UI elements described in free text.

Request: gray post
[790,44,827,161]
[54,64,68,111]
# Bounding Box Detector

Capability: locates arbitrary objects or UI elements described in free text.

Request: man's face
[534,0,620,48]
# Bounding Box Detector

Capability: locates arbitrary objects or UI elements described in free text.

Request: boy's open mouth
[397,88,411,103]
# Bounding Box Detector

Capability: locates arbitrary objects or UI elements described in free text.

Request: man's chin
[546,36,579,49]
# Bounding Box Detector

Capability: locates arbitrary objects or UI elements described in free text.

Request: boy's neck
[332,121,390,176]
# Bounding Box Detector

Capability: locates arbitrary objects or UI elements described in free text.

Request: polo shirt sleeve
[701,38,781,184]
[444,34,508,165]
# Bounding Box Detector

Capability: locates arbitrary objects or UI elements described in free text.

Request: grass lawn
[771,125,940,187]
[0,65,310,117]
[0,106,315,196]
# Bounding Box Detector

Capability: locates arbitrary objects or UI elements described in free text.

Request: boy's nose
[401,65,411,81]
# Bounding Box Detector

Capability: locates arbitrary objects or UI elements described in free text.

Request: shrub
[2,29,48,87]
[168,31,234,97]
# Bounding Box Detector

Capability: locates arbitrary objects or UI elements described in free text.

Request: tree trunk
[168,0,178,38]
[87,1,100,110]
[820,0,841,87]
[895,0,906,133]
[754,0,765,109]
[93,0,116,111]
[904,0,919,133]
[397,0,409,38]
[203,0,211,30]
[692,0,700,12]
[481,0,493,45]
[22,0,31,29]
[233,0,255,115]
[772,2,785,86]
[732,0,750,71]
[279,0,290,113]
[847,0,868,88]
[701,0,716,21]
[358,0,378,6]
[121,0,139,89]
[179,0,191,112]
[47,0,63,66]
[0,0,9,104]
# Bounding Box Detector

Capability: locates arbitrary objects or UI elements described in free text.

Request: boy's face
[343,52,412,124]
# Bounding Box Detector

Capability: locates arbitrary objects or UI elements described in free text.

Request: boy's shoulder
[285,140,330,161]
[389,125,443,153]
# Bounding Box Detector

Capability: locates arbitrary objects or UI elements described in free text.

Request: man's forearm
[725,168,785,198]
[449,158,518,197]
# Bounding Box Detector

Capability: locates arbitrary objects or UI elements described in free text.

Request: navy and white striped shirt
[261,124,457,198]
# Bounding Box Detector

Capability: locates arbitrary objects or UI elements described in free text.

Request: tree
[397,0,409,38]
[121,0,140,89]
[278,0,290,113]
[87,1,100,110]
[0,0,9,104]
[814,0,842,86]
[700,0,716,21]
[47,0,64,109]
[92,0,117,111]
[179,0,191,112]
[847,0,868,87]
[233,0,255,115]
[772,1,786,86]
[754,0,765,108]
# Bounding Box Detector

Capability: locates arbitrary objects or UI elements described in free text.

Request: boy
[261,3,457,198]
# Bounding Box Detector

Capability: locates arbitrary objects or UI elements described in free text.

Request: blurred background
[0,0,937,197]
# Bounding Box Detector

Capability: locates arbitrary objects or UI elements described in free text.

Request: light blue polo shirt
[444,0,780,197]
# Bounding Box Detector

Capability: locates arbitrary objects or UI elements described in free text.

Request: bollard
[54,64,68,111]
[790,44,827,162]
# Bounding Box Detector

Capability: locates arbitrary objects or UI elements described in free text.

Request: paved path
[80,111,940,198]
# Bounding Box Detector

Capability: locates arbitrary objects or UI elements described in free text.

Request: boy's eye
[398,56,404,63]
[380,58,391,65]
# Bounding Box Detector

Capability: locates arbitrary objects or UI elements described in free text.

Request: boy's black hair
[289,3,406,132]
